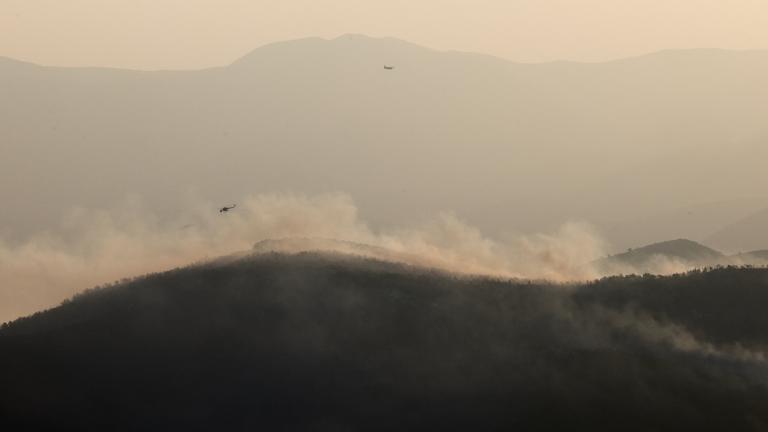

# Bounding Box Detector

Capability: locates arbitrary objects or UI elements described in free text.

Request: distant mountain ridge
[616,238,723,262]
[595,239,723,274]
[7,35,768,70]
[3,34,768,246]
[595,238,768,274]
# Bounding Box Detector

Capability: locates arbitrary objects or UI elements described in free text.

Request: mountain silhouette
[595,239,725,274]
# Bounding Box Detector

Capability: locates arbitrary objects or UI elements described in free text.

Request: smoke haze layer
[4,39,768,252]
[1,193,613,323]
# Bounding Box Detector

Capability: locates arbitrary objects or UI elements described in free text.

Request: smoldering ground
[2,253,768,431]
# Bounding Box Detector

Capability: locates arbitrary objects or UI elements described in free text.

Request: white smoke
[605,307,768,364]
[0,193,612,323]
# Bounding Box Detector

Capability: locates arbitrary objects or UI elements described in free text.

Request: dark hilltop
[2,250,768,431]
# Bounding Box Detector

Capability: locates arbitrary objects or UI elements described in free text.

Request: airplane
[384,65,395,70]
[219,204,237,213]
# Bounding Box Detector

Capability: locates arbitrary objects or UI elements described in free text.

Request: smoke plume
[0,193,613,323]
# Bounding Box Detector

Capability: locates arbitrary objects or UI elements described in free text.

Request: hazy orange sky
[2,0,768,69]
